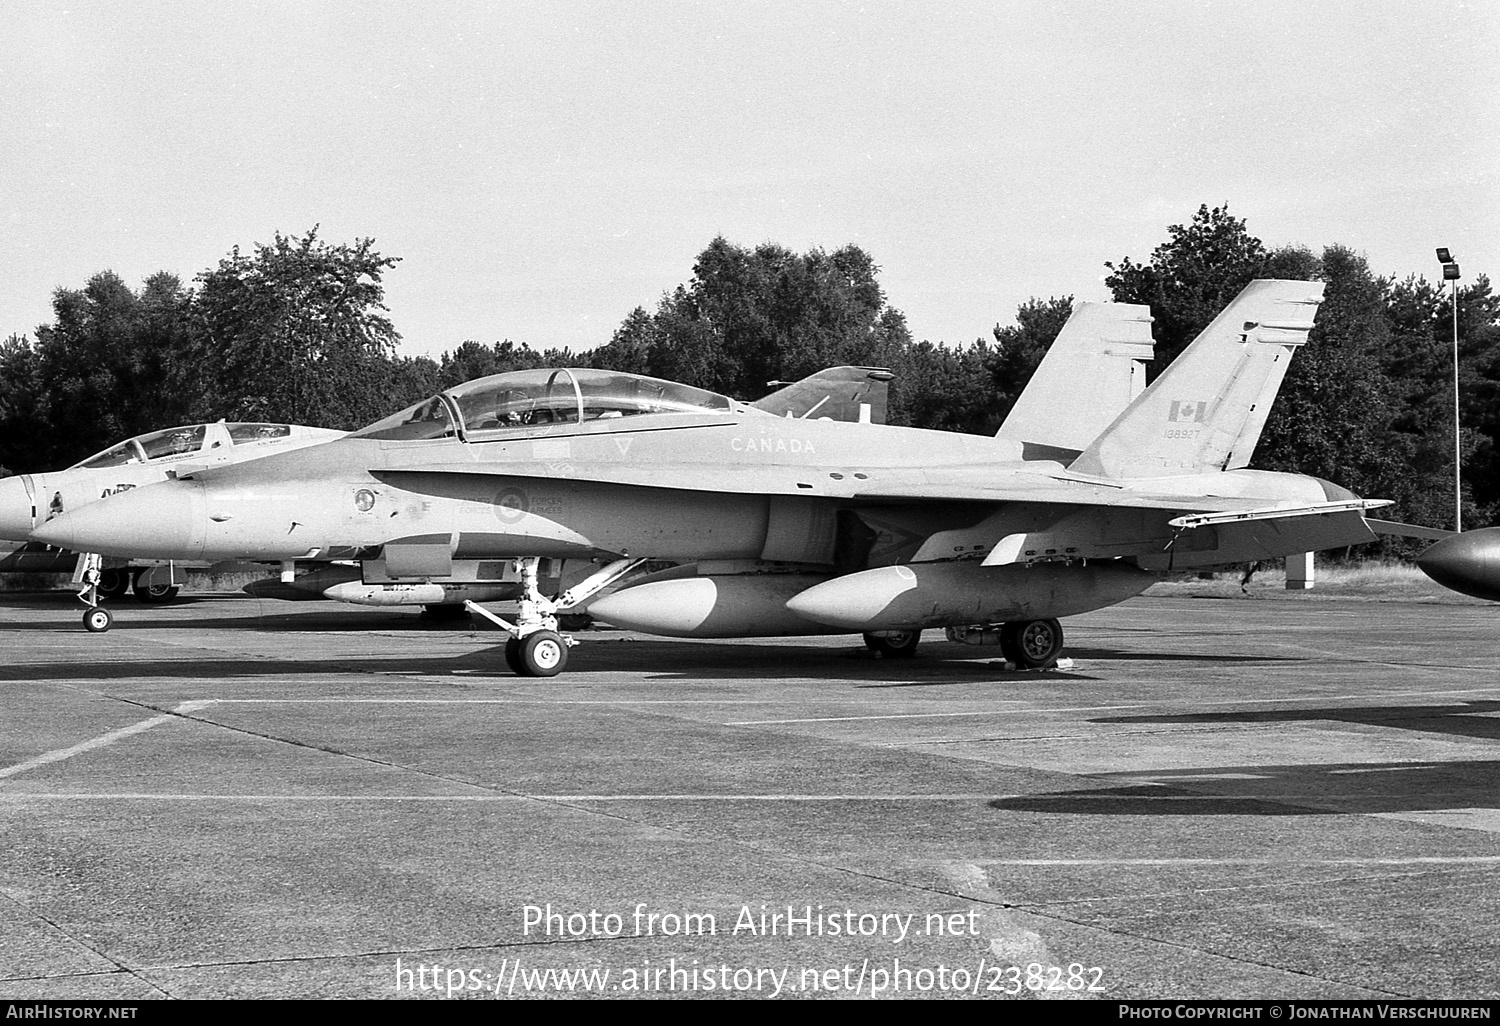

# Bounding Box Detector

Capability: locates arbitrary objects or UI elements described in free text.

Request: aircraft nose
[29,481,202,559]
[1417,528,1500,602]
[0,475,36,540]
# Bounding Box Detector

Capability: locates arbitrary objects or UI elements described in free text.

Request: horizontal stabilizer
[1365,518,1455,541]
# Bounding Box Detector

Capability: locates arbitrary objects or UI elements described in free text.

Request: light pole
[1436,248,1462,532]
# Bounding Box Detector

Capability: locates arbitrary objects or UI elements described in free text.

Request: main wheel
[504,636,524,674]
[83,607,113,633]
[97,569,130,600]
[516,630,568,677]
[863,630,921,659]
[1000,618,1064,669]
[133,573,179,603]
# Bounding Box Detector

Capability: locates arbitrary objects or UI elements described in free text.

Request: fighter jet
[238,310,1151,616]
[20,307,1147,619]
[35,280,1385,675]
[1,420,344,627]
[240,309,1152,612]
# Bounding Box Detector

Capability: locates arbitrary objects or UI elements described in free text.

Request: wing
[376,460,1287,514]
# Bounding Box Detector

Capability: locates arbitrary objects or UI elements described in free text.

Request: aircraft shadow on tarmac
[0,638,1101,686]
[989,757,1500,818]
[1,603,1280,683]
[1094,702,1500,743]
[1058,646,1299,664]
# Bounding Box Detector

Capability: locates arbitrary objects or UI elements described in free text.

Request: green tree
[588,308,656,376]
[1456,276,1500,525]
[0,334,43,473]
[1258,247,1408,505]
[437,340,557,389]
[1105,204,1271,370]
[9,271,201,469]
[889,339,1000,434]
[193,227,401,428]
[604,237,908,400]
[1383,273,1500,529]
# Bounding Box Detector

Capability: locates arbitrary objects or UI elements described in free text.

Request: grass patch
[1148,561,1487,603]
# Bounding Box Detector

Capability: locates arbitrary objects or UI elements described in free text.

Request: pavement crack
[0,889,176,998]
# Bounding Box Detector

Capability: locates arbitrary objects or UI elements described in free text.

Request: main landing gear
[863,630,921,659]
[132,572,179,604]
[865,619,1066,668]
[466,556,646,678]
[1000,618,1064,669]
[97,568,131,600]
[945,617,1065,669]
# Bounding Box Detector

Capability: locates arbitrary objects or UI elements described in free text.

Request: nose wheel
[83,606,113,633]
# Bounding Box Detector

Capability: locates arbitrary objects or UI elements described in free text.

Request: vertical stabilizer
[1069,279,1324,479]
[996,302,1154,453]
[753,366,893,424]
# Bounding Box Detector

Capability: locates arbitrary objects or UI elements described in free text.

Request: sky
[4,1,1497,360]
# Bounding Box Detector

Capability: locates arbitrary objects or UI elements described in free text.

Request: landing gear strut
[467,556,646,677]
[75,552,112,633]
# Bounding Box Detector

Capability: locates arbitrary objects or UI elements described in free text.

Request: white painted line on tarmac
[730,709,1134,726]
[1374,808,1500,834]
[957,856,1500,866]
[0,701,213,781]
[0,792,1013,802]
[730,686,1500,726]
[203,698,813,705]
[3,791,1433,805]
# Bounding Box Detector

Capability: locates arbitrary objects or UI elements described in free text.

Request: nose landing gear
[75,552,112,632]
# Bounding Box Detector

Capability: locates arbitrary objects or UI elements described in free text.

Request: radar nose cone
[0,475,35,540]
[29,483,199,559]
[1417,528,1500,602]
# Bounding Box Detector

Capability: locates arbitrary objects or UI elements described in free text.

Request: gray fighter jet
[1,420,344,624]
[35,280,1386,674]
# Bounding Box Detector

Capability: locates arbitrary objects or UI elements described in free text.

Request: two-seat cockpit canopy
[70,422,299,469]
[352,368,746,442]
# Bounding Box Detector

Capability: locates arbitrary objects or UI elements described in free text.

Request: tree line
[1,208,1495,547]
